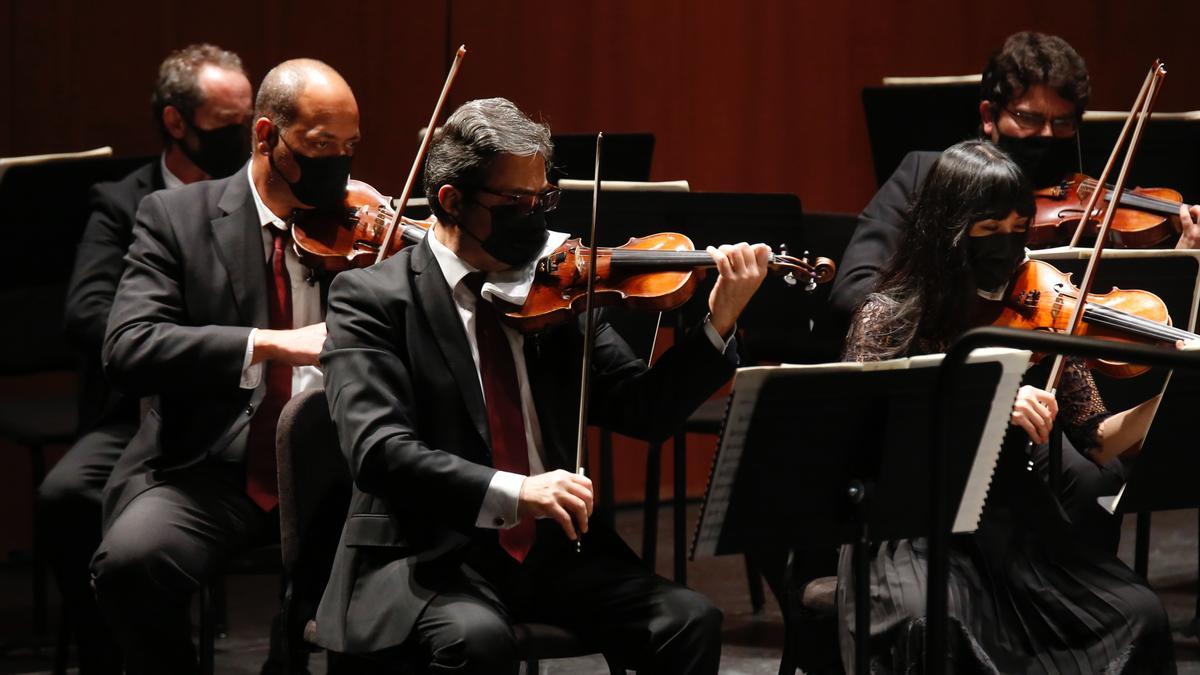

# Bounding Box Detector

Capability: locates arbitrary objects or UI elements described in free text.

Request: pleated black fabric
[838,299,1175,674]
[836,418,1174,674]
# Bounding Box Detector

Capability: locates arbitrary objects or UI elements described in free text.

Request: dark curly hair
[981,32,1090,119]
[849,140,1035,361]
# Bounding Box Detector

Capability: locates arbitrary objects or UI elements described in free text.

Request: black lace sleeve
[1055,358,1111,451]
[843,297,892,363]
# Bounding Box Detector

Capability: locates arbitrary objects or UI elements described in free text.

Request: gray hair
[423,98,554,221]
[151,43,245,142]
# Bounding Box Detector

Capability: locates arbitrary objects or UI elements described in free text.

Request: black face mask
[968,231,1026,294]
[180,118,250,178]
[464,205,550,267]
[270,133,352,209]
[995,133,1079,188]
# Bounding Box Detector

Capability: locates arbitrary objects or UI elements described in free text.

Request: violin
[1031,174,1190,249]
[294,178,836,332]
[503,234,835,333]
[984,259,1197,378]
[291,179,429,272]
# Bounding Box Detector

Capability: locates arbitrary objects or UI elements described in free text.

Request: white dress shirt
[426,225,732,530]
[159,153,184,190]
[239,164,324,395]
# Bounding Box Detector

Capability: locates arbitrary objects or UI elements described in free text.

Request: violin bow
[1046,59,1167,392]
[573,132,604,552]
[375,45,467,264]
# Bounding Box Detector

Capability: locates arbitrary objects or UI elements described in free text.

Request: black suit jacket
[828,150,940,328]
[64,160,164,431]
[101,166,327,522]
[312,237,737,653]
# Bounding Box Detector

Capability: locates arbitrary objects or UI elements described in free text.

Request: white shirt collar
[159,153,185,190]
[427,222,569,306]
[428,222,478,293]
[246,162,287,232]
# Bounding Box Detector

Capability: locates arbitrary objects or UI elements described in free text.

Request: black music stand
[861,81,980,187]
[692,350,1028,674]
[1032,249,1200,575]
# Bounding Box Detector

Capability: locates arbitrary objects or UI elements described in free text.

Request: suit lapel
[411,239,491,449]
[211,168,268,327]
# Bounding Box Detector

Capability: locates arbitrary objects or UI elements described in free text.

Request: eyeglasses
[1003,107,1078,136]
[472,186,562,214]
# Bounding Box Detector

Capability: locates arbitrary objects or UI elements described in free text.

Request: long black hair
[850,139,1035,361]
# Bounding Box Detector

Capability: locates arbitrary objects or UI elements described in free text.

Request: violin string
[1080,178,1180,215]
[1083,303,1196,342]
[1084,304,1182,340]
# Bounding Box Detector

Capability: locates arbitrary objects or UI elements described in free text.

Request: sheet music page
[692,349,1030,558]
[951,348,1031,533]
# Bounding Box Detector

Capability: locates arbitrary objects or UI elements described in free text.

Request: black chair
[0,284,79,653]
[276,388,626,674]
[197,545,283,675]
[0,153,154,658]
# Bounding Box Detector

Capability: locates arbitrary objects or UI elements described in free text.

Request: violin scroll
[775,243,836,291]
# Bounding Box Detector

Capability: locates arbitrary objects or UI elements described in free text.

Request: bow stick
[375,45,467,263]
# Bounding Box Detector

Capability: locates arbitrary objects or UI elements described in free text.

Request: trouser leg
[90,467,266,675]
[378,572,518,675]
[37,425,130,674]
[520,526,723,675]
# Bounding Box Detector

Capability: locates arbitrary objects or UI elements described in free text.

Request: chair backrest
[275,388,351,575]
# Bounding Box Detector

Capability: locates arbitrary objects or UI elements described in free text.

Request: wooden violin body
[291,179,430,272]
[985,259,1194,377]
[1031,173,1185,248]
[503,233,835,333]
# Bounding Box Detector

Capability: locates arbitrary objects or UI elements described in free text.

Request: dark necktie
[246,227,293,512]
[465,273,536,562]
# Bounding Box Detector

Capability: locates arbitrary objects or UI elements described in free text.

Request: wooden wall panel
[5,0,448,193]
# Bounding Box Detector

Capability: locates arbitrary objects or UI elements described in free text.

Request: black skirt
[836,434,1174,674]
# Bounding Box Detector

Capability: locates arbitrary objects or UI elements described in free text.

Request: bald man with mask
[91,59,357,674]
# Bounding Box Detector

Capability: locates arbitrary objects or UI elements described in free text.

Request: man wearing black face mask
[42,43,251,674]
[310,97,773,673]
[90,59,355,674]
[829,31,1189,558]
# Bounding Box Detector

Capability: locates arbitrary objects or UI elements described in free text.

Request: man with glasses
[832,31,1200,326]
[309,97,771,673]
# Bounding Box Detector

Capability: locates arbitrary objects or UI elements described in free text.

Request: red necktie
[246,228,293,512]
[465,273,536,562]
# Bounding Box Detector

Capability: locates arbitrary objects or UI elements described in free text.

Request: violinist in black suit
[41,43,251,673]
[312,97,772,674]
[89,58,354,674]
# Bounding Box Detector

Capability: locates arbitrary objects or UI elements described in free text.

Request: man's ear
[979,101,998,138]
[253,117,276,155]
[437,184,463,222]
[162,105,188,142]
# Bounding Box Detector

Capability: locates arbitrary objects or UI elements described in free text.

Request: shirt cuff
[475,471,525,529]
[240,328,262,389]
[702,314,735,353]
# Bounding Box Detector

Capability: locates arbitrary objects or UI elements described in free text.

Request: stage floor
[2,505,1198,674]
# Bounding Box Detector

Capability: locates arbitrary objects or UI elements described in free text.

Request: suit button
[244,405,255,416]
[494,517,505,527]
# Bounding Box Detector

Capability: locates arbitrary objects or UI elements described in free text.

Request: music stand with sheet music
[1032,248,1200,577]
[692,349,1030,674]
